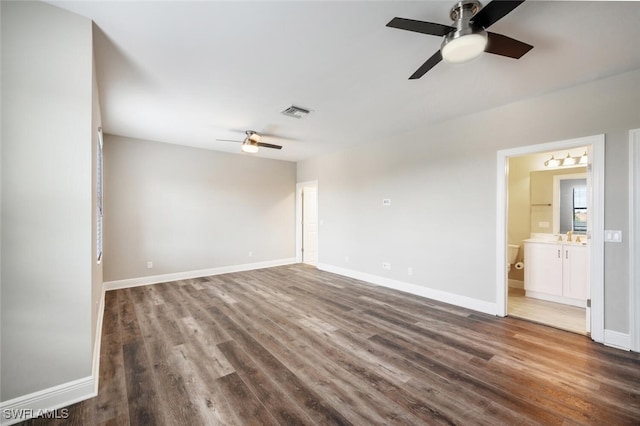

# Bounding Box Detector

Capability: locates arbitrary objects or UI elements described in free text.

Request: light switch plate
[604,230,622,242]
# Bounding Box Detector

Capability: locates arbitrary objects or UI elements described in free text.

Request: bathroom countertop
[524,238,587,246]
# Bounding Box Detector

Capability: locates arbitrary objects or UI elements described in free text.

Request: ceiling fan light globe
[241,141,259,153]
[441,31,487,63]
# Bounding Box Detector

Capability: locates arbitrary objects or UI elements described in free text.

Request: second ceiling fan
[387,0,533,79]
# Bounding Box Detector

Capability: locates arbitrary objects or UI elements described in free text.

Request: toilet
[507,244,520,271]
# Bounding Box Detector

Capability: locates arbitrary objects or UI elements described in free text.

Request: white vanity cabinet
[562,244,588,300]
[524,240,587,307]
[525,242,563,296]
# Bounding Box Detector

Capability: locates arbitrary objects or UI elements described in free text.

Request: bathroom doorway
[496,135,605,342]
[296,180,319,266]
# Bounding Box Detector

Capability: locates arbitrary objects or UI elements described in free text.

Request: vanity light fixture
[562,153,577,166]
[544,151,588,168]
[544,155,560,168]
[579,150,588,164]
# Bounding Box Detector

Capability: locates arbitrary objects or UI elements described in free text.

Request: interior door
[585,148,593,334]
[302,186,318,266]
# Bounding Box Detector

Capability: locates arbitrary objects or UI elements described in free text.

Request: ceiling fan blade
[386,17,453,37]
[256,142,283,150]
[472,0,525,29]
[409,50,443,80]
[258,133,297,142]
[216,139,242,143]
[485,32,533,59]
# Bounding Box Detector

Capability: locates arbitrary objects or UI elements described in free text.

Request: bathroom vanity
[523,239,587,308]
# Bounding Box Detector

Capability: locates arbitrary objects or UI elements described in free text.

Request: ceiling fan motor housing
[442,0,488,63]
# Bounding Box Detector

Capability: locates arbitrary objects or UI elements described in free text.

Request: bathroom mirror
[554,174,587,234]
[529,168,587,234]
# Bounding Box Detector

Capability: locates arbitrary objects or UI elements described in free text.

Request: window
[97,127,103,262]
[573,186,587,233]
[556,176,587,234]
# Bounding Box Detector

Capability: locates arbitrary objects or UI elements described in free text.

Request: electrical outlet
[147,261,153,269]
[248,251,253,257]
[408,267,413,276]
[605,230,622,242]
[382,199,391,206]
[382,262,391,270]
[345,256,349,263]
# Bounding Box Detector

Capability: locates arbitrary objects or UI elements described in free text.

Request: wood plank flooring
[508,288,586,335]
[20,265,640,425]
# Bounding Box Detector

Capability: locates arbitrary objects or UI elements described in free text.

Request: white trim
[496,134,605,343]
[604,329,631,351]
[630,129,640,352]
[103,258,297,291]
[0,293,108,426]
[92,286,106,394]
[590,136,605,343]
[295,180,318,264]
[318,263,497,315]
[496,152,509,316]
[0,376,95,426]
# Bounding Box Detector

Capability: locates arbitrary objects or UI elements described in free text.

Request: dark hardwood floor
[21,265,640,425]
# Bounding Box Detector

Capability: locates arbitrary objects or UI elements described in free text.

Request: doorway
[296,181,318,266]
[496,135,605,343]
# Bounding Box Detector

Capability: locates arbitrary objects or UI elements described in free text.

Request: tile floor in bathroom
[508,287,586,335]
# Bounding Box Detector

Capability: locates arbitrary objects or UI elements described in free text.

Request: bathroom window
[573,187,587,233]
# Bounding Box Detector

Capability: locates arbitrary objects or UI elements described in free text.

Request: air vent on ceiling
[281,105,310,119]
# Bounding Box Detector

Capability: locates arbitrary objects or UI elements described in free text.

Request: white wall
[1,1,94,401]
[103,135,296,282]
[297,69,640,333]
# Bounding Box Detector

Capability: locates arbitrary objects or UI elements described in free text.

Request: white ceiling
[49,1,640,162]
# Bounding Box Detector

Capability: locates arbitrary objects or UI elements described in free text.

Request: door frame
[630,129,640,352]
[295,180,318,264]
[496,134,605,343]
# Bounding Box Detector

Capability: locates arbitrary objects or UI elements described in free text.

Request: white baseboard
[0,291,107,425]
[317,263,497,315]
[104,258,297,291]
[604,329,631,351]
[0,376,95,426]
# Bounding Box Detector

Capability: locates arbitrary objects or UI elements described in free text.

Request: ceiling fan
[216,130,283,153]
[386,0,533,79]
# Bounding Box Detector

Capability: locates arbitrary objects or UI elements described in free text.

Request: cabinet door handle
[558,249,561,258]
[565,250,568,259]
